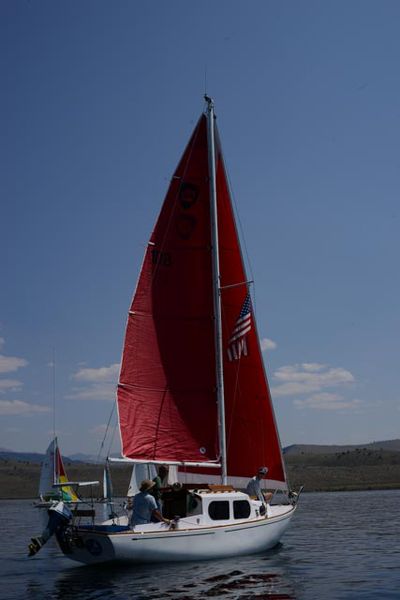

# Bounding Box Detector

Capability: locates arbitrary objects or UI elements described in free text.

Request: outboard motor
[28,501,72,556]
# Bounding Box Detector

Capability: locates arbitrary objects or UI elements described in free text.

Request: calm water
[0,490,399,599]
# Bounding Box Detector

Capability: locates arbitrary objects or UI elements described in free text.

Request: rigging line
[220,303,242,455]
[51,347,56,444]
[152,387,169,459]
[218,131,258,318]
[96,400,117,465]
[106,413,119,459]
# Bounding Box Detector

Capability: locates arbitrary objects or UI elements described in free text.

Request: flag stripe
[235,313,251,326]
[231,315,251,331]
[229,325,251,344]
[230,315,251,336]
[227,294,252,362]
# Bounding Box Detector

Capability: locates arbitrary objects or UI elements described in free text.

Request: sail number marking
[151,249,172,267]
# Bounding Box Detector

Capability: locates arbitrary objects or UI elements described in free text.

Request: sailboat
[36,438,79,507]
[31,97,299,564]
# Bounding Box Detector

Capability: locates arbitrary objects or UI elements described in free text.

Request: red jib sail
[215,131,286,484]
[117,112,286,485]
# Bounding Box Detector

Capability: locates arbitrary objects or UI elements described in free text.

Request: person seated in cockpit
[130,479,171,528]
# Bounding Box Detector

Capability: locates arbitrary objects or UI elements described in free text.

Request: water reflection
[46,551,296,599]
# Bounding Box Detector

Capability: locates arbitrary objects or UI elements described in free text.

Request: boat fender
[28,501,72,557]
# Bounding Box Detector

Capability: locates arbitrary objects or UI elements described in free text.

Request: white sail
[127,463,157,496]
[38,439,57,500]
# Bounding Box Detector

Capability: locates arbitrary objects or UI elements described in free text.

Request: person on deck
[150,464,169,512]
[246,466,273,504]
[130,480,171,528]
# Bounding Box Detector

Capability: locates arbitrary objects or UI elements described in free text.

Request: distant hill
[0,451,47,464]
[283,439,400,455]
[67,453,99,463]
[0,450,87,464]
[2,439,399,466]
[0,450,105,464]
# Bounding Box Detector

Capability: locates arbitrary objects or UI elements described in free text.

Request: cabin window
[233,500,251,519]
[208,500,230,520]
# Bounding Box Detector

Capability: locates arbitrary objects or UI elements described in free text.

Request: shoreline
[0,485,400,504]
[2,452,399,499]
[1,484,399,501]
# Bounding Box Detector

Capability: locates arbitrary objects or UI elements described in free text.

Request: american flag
[227,293,252,361]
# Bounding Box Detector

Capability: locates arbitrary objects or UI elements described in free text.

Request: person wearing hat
[130,479,171,528]
[246,467,273,505]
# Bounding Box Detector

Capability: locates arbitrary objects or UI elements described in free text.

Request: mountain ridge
[1,439,399,464]
[283,439,400,455]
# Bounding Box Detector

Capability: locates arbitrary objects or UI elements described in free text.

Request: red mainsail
[118,116,218,464]
[117,111,286,485]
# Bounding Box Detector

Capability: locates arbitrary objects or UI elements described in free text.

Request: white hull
[57,504,295,565]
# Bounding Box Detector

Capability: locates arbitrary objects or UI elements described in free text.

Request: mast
[52,349,57,485]
[205,95,227,484]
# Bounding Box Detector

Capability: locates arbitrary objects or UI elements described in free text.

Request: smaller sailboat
[36,438,79,507]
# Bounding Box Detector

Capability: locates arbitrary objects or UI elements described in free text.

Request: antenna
[52,347,56,442]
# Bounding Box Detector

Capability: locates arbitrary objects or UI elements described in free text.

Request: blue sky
[1,1,399,455]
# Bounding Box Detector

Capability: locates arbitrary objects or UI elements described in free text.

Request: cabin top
[192,490,249,500]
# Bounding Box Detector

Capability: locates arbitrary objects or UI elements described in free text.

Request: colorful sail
[116,110,286,487]
[39,439,79,502]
